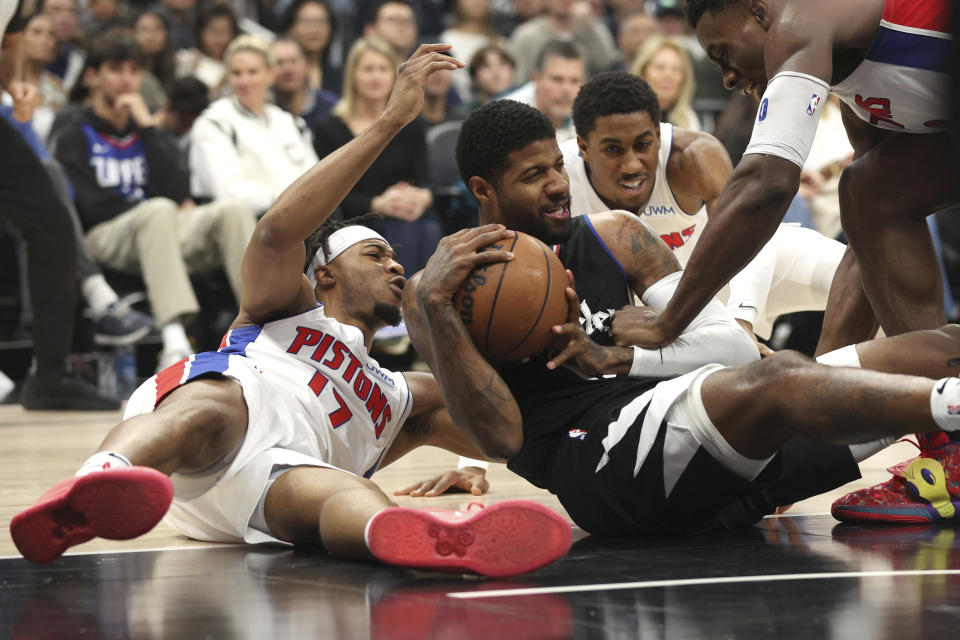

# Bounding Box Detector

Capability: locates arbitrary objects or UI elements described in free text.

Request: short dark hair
[572,71,661,138]
[167,76,210,118]
[456,100,556,185]
[682,0,743,28]
[534,39,583,73]
[86,29,146,70]
[304,213,386,272]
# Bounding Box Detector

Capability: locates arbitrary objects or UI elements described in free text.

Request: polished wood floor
[3,405,958,639]
[0,405,919,558]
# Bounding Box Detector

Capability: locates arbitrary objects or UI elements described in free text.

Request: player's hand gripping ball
[453,231,568,361]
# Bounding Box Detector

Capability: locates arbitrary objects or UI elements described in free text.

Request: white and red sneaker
[10,467,173,564]
[366,500,571,577]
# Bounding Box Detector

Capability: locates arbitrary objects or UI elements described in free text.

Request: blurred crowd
[1,0,956,408]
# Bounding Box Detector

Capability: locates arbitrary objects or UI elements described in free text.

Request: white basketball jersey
[151,304,412,477]
[830,0,950,133]
[562,123,709,267]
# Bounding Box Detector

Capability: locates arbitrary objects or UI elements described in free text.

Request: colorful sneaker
[832,433,960,524]
[10,467,174,564]
[366,500,571,577]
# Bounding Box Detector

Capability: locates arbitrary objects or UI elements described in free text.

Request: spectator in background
[134,10,175,112]
[54,32,257,370]
[175,2,239,97]
[421,53,466,126]
[79,0,123,40]
[499,39,583,142]
[439,0,501,101]
[631,35,699,131]
[280,0,341,94]
[42,0,85,91]
[363,1,418,60]
[653,0,686,36]
[158,75,208,146]
[495,0,543,37]
[312,36,439,275]
[271,36,337,130]
[616,10,656,69]
[9,12,67,141]
[509,0,619,83]
[190,34,317,214]
[152,0,198,52]
[799,95,853,240]
[467,42,515,106]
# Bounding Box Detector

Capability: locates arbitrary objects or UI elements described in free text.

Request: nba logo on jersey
[948,404,960,416]
[568,429,587,440]
[806,94,822,116]
[758,98,768,122]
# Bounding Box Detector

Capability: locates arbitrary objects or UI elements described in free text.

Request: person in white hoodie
[190,34,318,215]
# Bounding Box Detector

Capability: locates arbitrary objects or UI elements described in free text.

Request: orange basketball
[453,231,568,361]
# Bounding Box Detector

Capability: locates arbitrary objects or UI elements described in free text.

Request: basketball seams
[502,241,556,359]
[483,233,520,356]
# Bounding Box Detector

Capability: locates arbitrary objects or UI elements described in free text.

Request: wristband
[458,456,489,471]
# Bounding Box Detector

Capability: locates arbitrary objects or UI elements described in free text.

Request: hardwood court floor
[2,405,959,639]
[0,405,919,558]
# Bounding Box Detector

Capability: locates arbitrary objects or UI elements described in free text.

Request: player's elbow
[481,428,523,461]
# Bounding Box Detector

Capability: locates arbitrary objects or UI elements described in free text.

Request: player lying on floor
[9,45,571,578]
[398,100,960,532]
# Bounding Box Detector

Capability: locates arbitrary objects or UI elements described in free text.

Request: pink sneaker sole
[10,467,174,564]
[367,500,572,577]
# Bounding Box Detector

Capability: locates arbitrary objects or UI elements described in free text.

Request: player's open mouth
[389,277,406,298]
[543,201,570,220]
[619,177,646,195]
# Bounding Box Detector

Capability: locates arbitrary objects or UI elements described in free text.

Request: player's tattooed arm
[403,226,524,460]
[592,210,681,296]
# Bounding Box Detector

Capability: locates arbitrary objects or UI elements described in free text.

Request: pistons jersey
[150,304,412,478]
[831,0,951,132]
[561,124,708,266]
[501,216,665,490]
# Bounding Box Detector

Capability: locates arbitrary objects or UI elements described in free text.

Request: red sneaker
[832,434,960,524]
[366,500,571,577]
[10,467,174,564]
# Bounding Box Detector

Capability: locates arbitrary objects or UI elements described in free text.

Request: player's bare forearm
[405,296,522,460]
[658,155,799,340]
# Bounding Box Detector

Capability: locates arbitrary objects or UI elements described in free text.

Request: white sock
[816,344,861,368]
[81,275,120,318]
[76,451,133,477]
[849,436,899,463]
[162,322,192,355]
[930,378,960,431]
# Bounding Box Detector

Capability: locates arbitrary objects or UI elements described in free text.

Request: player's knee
[937,323,960,345]
[752,350,815,391]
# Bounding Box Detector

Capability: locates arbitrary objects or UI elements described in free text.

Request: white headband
[307,225,388,288]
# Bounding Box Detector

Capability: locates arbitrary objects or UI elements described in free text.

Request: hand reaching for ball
[546,270,626,376]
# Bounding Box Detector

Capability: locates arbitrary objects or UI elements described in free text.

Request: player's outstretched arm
[631,154,800,347]
[239,44,462,322]
[403,225,523,460]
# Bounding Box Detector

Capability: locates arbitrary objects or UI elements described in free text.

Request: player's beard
[373,302,402,327]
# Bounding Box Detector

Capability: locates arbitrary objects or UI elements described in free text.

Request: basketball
[452,231,568,361]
